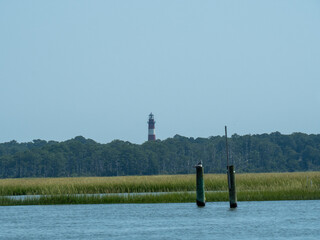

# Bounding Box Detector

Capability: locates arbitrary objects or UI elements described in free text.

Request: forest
[0,132,320,178]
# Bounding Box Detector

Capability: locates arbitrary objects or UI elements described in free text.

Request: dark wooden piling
[195,162,205,207]
[227,165,237,208]
[225,126,237,208]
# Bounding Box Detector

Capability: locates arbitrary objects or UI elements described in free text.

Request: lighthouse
[148,113,156,141]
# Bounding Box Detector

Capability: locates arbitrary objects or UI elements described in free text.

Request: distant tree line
[0,132,320,178]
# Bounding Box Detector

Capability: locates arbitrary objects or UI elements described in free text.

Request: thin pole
[225,126,229,167]
[225,126,231,189]
[225,126,237,208]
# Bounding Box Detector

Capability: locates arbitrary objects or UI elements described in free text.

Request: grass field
[1,172,319,205]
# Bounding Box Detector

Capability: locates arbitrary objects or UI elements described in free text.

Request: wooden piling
[225,126,237,208]
[195,162,205,207]
[227,165,237,208]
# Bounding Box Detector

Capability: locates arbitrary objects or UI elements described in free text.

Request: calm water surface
[1,200,319,240]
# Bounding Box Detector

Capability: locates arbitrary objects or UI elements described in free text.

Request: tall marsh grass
[0,172,319,205]
[0,175,199,196]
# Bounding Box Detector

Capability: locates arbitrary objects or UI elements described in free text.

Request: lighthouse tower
[148,113,156,141]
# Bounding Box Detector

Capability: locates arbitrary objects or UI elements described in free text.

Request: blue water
[1,200,319,240]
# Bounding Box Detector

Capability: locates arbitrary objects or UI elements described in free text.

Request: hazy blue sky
[1,0,320,144]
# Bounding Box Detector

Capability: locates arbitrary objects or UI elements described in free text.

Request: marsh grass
[0,193,197,206]
[1,188,319,206]
[0,172,319,205]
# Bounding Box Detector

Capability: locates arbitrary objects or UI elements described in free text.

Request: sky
[1,0,320,144]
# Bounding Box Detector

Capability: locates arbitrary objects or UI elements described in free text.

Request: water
[1,200,319,240]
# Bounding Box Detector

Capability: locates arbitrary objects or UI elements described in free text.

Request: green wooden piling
[195,162,205,207]
[227,165,237,208]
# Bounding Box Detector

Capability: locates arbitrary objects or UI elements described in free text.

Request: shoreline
[1,189,319,206]
[1,172,319,206]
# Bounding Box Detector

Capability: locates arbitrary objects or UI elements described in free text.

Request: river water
[1,200,319,240]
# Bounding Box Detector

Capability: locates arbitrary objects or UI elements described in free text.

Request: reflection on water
[1,200,319,240]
